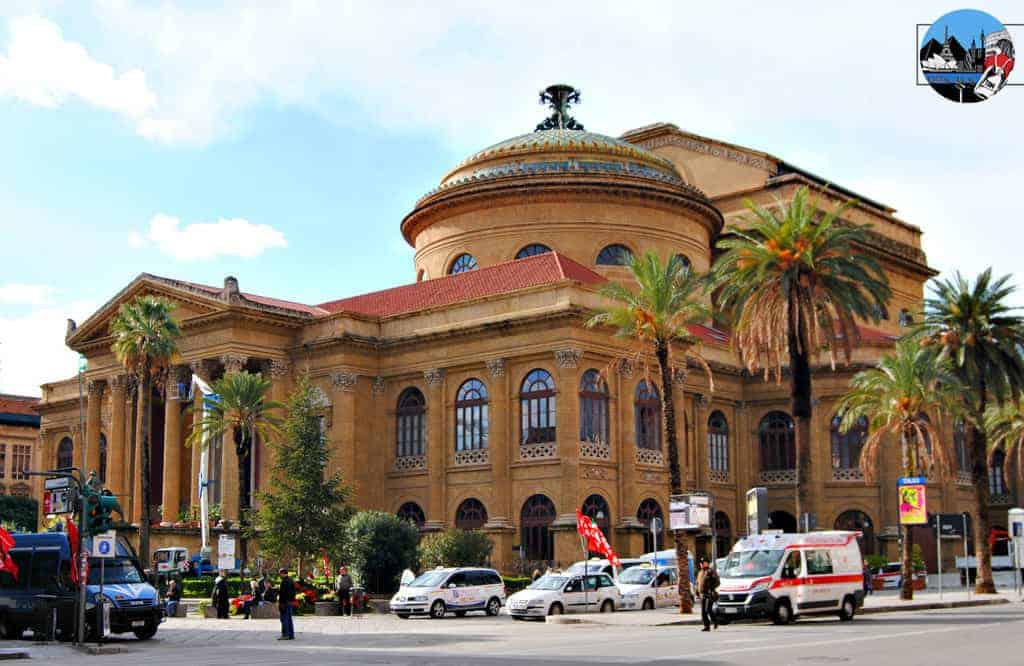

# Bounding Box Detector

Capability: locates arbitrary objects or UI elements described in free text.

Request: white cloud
[131,213,288,261]
[0,283,56,305]
[0,14,156,124]
[0,299,94,396]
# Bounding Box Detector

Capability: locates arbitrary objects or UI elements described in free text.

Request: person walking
[165,578,182,618]
[277,568,296,640]
[335,565,354,617]
[698,558,719,631]
[863,560,874,596]
[212,570,230,619]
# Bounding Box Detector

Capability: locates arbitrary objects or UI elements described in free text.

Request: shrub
[865,554,888,570]
[344,511,419,595]
[0,496,38,532]
[418,529,494,569]
[502,576,531,594]
[181,576,247,598]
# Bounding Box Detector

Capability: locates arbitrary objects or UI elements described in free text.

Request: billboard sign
[746,487,768,536]
[669,495,711,531]
[898,476,928,525]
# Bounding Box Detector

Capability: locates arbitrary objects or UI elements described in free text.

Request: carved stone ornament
[485,358,506,378]
[220,354,248,374]
[372,376,386,396]
[423,368,446,387]
[108,374,127,392]
[582,466,610,480]
[189,359,214,381]
[331,371,358,392]
[554,348,582,369]
[672,367,688,386]
[87,379,105,397]
[617,359,634,378]
[698,393,712,407]
[269,359,293,378]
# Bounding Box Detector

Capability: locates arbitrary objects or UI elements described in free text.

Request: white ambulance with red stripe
[713,530,865,625]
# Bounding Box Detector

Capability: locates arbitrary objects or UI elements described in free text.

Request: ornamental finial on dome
[535,84,584,132]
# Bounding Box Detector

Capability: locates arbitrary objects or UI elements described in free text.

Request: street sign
[929,513,971,537]
[670,494,711,531]
[43,489,72,515]
[45,477,70,490]
[93,531,116,559]
[746,487,768,536]
[898,476,928,524]
[218,534,236,570]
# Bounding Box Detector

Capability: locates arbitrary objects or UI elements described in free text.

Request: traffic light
[82,485,123,535]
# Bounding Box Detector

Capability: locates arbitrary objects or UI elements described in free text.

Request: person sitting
[242,579,263,619]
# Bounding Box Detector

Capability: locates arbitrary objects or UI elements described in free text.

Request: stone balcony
[519,442,557,461]
[759,469,797,485]
[635,448,665,466]
[393,454,426,472]
[454,448,489,466]
[580,440,611,461]
[831,467,864,482]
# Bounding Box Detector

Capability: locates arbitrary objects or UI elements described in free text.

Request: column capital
[189,359,216,381]
[554,348,582,369]
[269,359,293,378]
[166,366,191,400]
[696,393,712,408]
[672,366,689,386]
[371,376,386,396]
[616,358,634,378]
[423,368,446,388]
[331,371,359,392]
[485,358,506,378]
[107,374,128,391]
[220,353,248,374]
[87,379,106,397]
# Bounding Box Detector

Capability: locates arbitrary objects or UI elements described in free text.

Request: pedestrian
[277,568,296,640]
[165,578,182,618]
[698,558,719,632]
[212,570,230,619]
[335,565,354,617]
[531,569,542,582]
[243,578,263,619]
[863,560,873,596]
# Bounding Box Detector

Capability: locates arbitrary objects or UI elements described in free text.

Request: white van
[714,530,865,625]
[390,567,505,619]
[616,564,679,610]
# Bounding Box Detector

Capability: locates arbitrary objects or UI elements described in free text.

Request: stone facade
[0,394,43,517]
[34,119,1017,573]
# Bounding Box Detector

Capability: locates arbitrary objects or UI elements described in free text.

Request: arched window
[448,253,478,275]
[873,304,889,321]
[582,494,612,542]
[57,437,73,470]
[990,449,1007,496]
[455,498,488,530]
[898,309,913,328]
[455,379,489,452]
[396,388,426,458]
[637,499,665,553]
[671,253,692,275]
[579,369,609,444]
[520,495,556,561]
[520,369,556,445]
[516,244,552,259]
[954,419,970,471]
[708,411,729,473]
[835,510,875,555]
[99,434,108,484]
[769,510,798,533]
[714,511,732,558]
[397,502,426,528]
[759,411,795,470]
[596,244,633,266]
[831,413,867,469]
[635,380,661,450]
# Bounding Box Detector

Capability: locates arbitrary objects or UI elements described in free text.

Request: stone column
[264,359,292,488]
[331,370,358,494]
[695,393,711,488]
[85,379,105,479]
[672,367,696,490]
[484,359,512,525]
[552,348,582,565]
[614,359,639,555]
[219,354,247,522]
[107,375,127,498]
[369,376,388,510]
[131,387,144,524]
[423,368,446,530]
[161,366,187,522]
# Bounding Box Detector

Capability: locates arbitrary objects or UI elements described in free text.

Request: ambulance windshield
[721,549,786,578]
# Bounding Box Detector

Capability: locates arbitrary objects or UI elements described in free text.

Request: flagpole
[580,533,588,613]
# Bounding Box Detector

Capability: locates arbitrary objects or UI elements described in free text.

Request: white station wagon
[507,572,621,619]
[616,564,679,610]
[390,567,505,619]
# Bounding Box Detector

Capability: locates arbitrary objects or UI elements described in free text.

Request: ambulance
[713,530,865,625]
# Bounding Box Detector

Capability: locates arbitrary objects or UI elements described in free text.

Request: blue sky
[2,1,1023,395]
[922,8,1006,47]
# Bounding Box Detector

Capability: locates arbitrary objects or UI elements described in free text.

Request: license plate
[724,607,738,614]
[132,620,146,627]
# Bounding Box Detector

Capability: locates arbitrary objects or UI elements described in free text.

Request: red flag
[575,510,622,568]
[0,528,17,582]
[66,519,83,585]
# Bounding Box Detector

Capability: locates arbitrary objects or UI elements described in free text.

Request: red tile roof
[317,252,605,317]
[154,276,329,316]
[0,394,40,415]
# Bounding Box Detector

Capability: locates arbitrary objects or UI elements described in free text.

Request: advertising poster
[898,476,928,525]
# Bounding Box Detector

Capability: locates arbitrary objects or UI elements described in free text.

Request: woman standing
[212,570,230,619]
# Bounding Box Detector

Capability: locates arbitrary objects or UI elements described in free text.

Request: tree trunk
[656,340,693,613]
[139,363,152,573]
[787,308,813,526]
[236,427,250,572]
[970,409,996,594]
[900,524,914,601]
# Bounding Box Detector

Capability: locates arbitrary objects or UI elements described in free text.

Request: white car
[617,565,679,610]
[566,558,645,577]
[507,572,621,619]
[390,567,505,619]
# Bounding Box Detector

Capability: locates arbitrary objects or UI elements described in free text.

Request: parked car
[507,572,621,619]
[566,558,644,578]
[873,563,902,589]
[616,564,679,610]
[390,567,505,619]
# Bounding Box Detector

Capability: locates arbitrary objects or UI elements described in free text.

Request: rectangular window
[11,445,30,480]
[30,551,60,589]
[805,550,833,576]
[0,444,6,479]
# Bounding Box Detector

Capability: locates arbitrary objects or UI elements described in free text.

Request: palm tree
[836,338,958,600]
[984,398,1024,499]
[188,370,282,569]
[110,295,182,570]
[712,185,890,523]
[921,269,1024,594]
[586,252,713,614]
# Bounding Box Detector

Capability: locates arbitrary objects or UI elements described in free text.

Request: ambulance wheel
[486,597,502,616]
[641,598,654,611]
[772,599,793,625]
[454,611,467,617]
[548,602,563,616]
[600,600,615,613]
[429,600,446,619]
[838,596,856,621]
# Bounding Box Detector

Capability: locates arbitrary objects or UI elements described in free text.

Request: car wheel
[548,602,563,616]
[716,615,732,626]
[132,622,158,640]
[641,598,654,611]
[600,600,614,613]
[772,599,792,625]
[486,597,501,617]
[429,600,446,619]
[454,611,467,617]
[838,596,856,621]
[0,616,21,640]
[396,613,410,619]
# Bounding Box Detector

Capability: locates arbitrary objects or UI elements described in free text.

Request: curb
[0,650,30,660]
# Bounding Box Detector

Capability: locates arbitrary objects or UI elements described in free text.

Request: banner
[575,510,621,568]
[0,528,18,582]
[192,375,217,553]
[898,476,928,525]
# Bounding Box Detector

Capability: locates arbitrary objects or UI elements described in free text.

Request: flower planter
[314,601,339,616]
[203,606,219,619]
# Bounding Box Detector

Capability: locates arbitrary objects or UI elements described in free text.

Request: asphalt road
[19,602,1024,665]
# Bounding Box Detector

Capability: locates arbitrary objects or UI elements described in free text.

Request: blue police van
[0,532,164,640]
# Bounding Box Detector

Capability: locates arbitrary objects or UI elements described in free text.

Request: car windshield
[720,550,785,578]
[618,568,655,585]
[529,575,568,591]
[567,562,604,574]
[153,551,174,563]
[407,571,448,588]
[88,558,144,585]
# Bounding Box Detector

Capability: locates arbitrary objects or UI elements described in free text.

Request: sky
[1,1,1023,396]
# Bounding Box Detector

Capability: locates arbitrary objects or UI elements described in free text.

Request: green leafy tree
[712,186,890,525]
[418,529,494,569]
[110,295,182,566]
[921,269,1024,593]
[248,377,344,573]
[345,511,419,595]
[837,338,958,600]
[188,370,282,569]
[586,251,713,613]
[985,397,1024,497]
[0,496,38,532]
